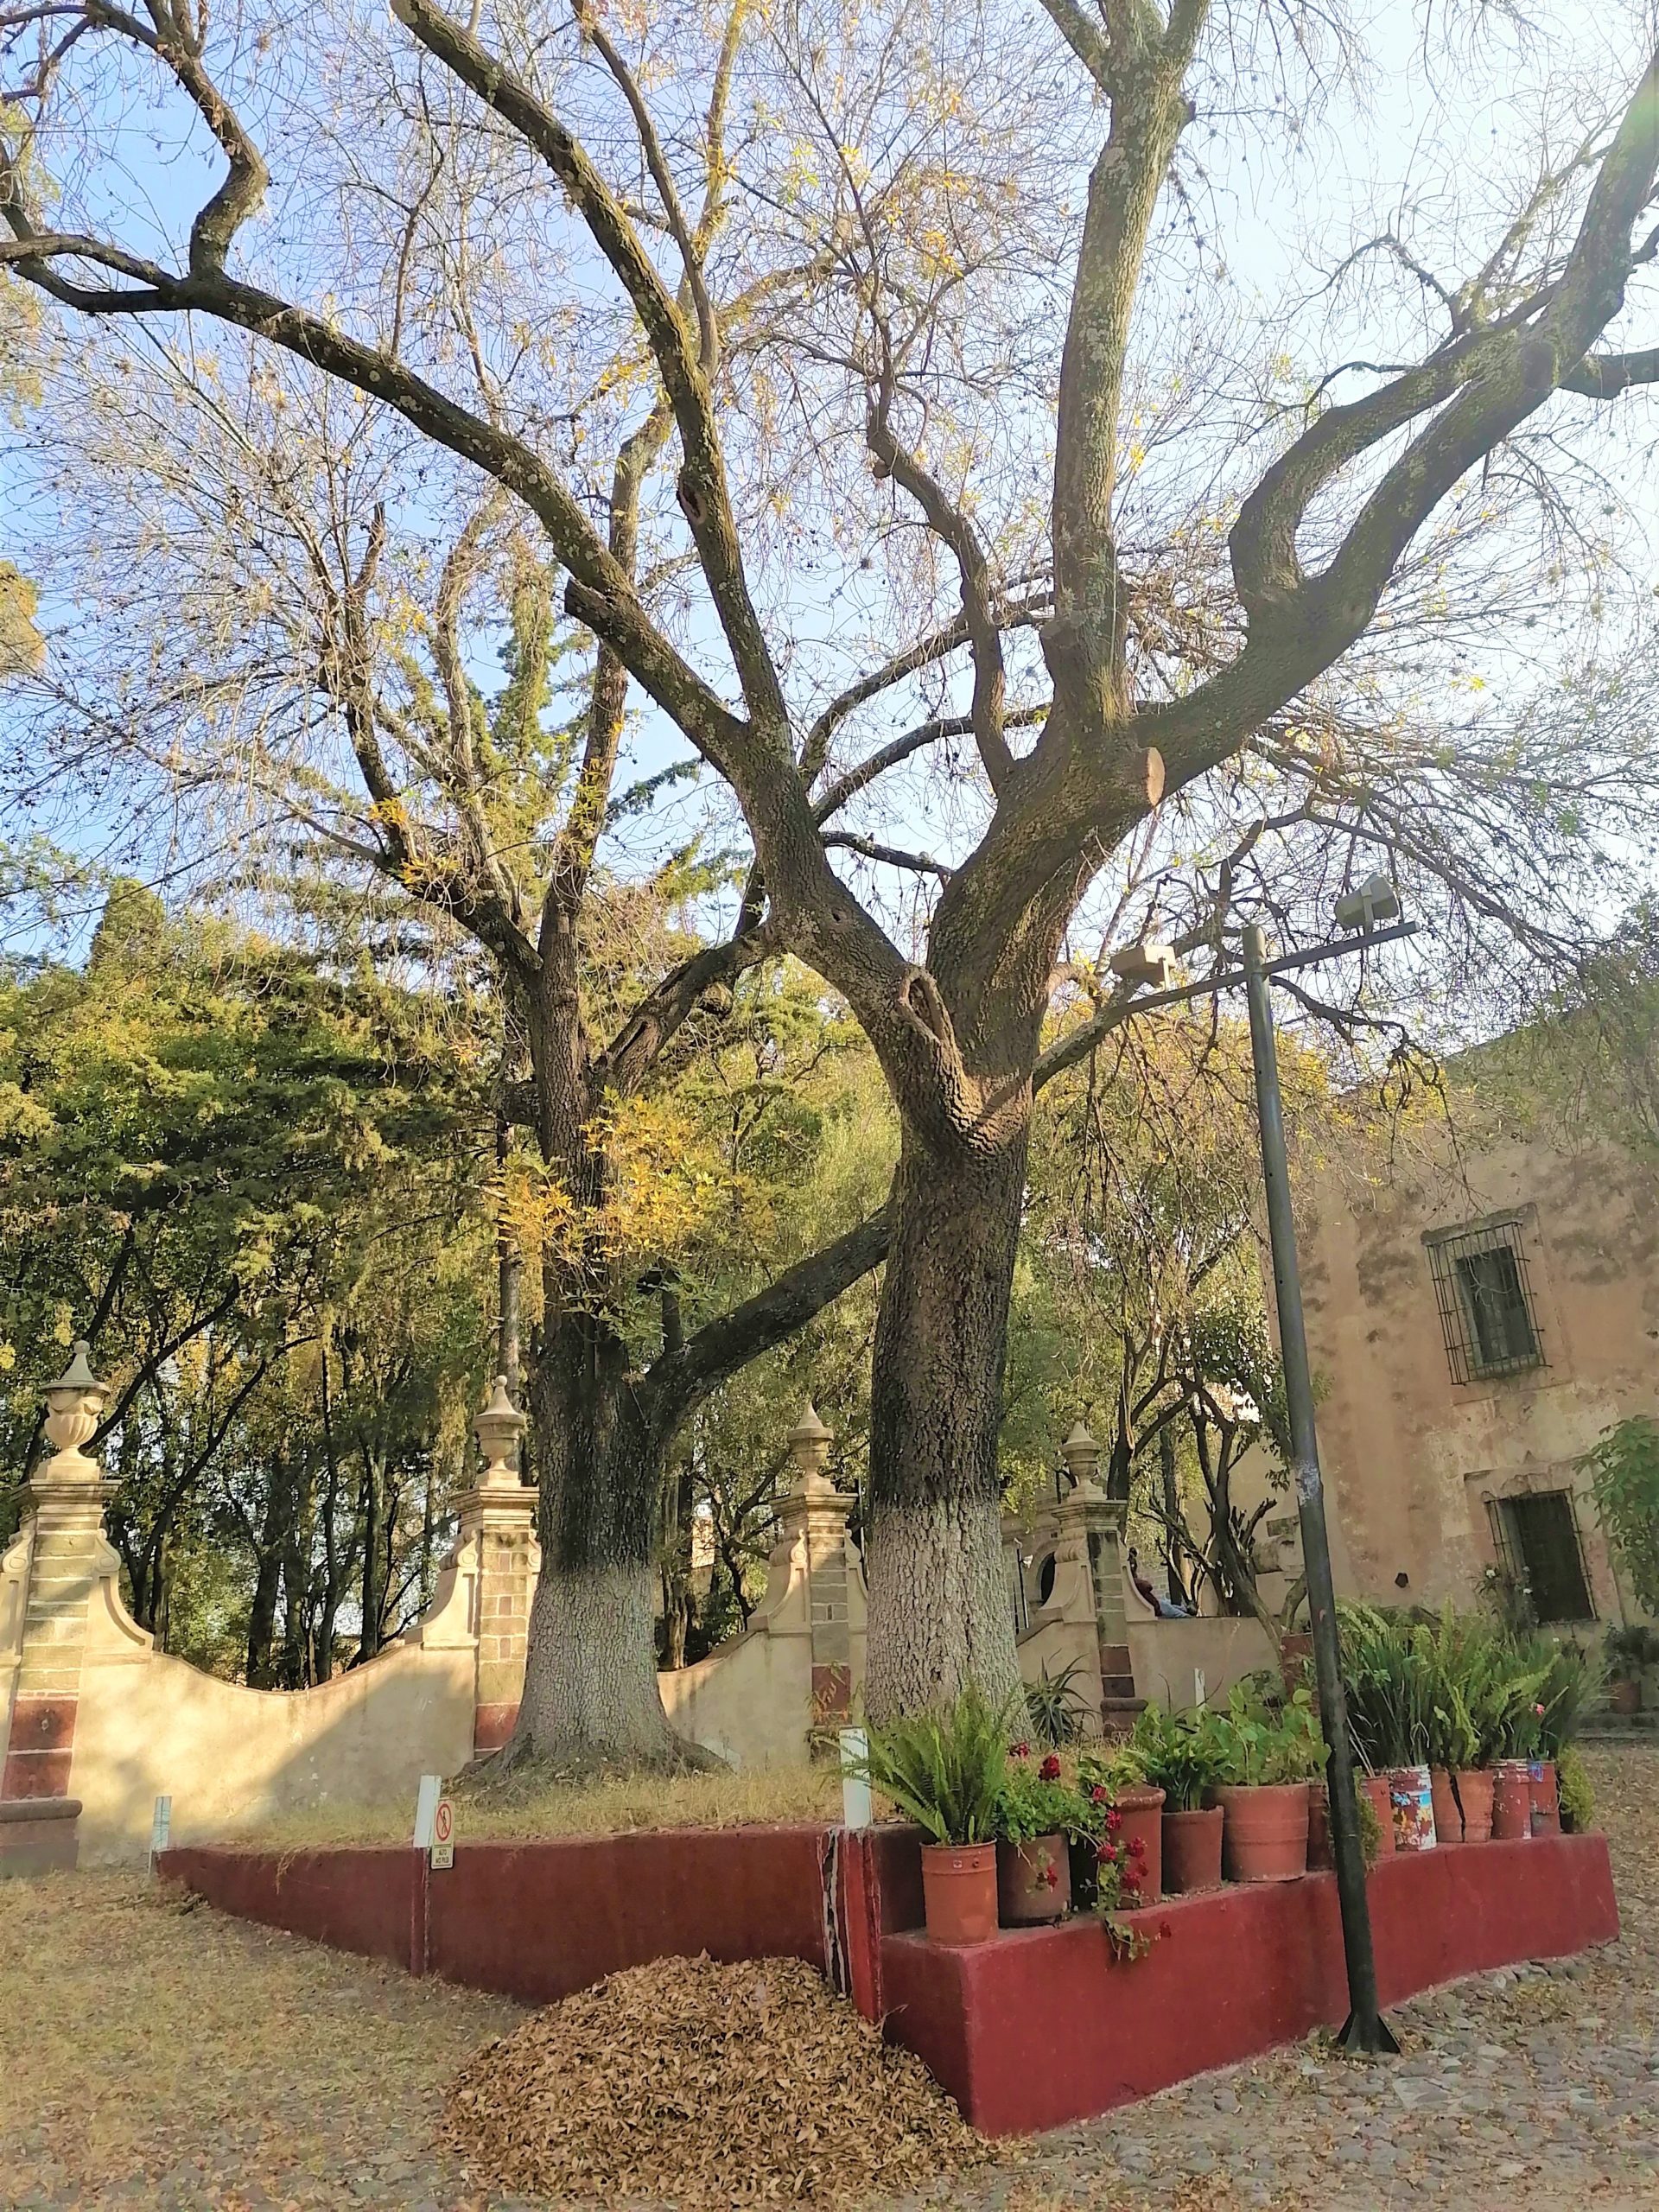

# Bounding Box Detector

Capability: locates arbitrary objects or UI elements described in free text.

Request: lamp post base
[1337,2007,1402,2056]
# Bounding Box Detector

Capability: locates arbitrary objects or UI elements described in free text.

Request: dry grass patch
[237,1758,842,1852]
[440,1950,1001,2207]
[0,1869,518,2207]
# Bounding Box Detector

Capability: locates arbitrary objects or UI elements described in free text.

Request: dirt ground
[2,1747,1656,2210]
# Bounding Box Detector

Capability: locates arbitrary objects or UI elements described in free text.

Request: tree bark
[1160,1425,1186,1607]
[861,1123,1026,1719]
[359,1447,384,1663]
[508,1297,684,1768]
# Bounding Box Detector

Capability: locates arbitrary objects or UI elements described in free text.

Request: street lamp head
[1333,873,1402,933]
[1109,939,1175,990]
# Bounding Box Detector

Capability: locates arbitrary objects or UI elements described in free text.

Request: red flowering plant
[995,1745,1088,1846]
[993,1744,1090,1908]
[1074,1745,1168,1961]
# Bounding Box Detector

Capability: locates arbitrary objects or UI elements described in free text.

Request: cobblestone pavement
[3,1746,1655,2209]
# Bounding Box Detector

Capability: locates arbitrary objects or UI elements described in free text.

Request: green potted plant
[1211,1684,1325,1882]
[1337,1604,1440,1848]
[1603,1623,1659,1717]
[1125,1704,1228,1893]
[849,1686,1009,1943]
[1417,1606,1487,1845]
[1526,1635,1606,1834]
[995,1746,1084,1923]
[1446,1619,1538,1842]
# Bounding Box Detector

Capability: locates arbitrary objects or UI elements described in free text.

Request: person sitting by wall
[1127,1545,1193,1619]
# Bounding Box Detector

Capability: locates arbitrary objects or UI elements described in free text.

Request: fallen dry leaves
[438,1951,999,2207]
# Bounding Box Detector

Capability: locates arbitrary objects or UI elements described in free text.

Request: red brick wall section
[1,1694,77,1799]
[159,1825,836,2001]
[158,1824,1618,2139]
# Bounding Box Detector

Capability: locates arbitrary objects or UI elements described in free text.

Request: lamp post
[1112,884,1412,2056]
[1241,922,1399,2056]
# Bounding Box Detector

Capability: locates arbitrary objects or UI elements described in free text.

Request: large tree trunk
[861,1123,1026,1719]
[506,1298,685,1770]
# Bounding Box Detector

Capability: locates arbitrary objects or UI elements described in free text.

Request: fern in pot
[849,1685,1011,1944]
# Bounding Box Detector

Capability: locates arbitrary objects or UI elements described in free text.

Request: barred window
[1426,1218,1545,1384]
[1486,1490,1594,1624]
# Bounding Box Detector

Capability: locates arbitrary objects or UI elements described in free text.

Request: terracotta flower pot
[1389,1764,1437,1852]
[996,1834,1071,1925]
[1216,1783,1311,1883]
[1113,1783,1166,1906]
[920,1842,999,1944]
[1362,1774,1395,1854]
[1492,1760,1533,1840]
[1455,1767,1495,1843]
[1161,1804,1224,1893]
[1611,1677,1642,1717]
[1529,1759,1561,1836]
[1429,1765,1464,1845]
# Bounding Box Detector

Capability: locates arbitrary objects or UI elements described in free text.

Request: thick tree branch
[590,924,776,1100]
[1560,346,1659,397]
[865,372,1012,792]
[645,1205,891,1432]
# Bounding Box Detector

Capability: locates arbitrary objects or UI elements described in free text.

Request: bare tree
[3,0,1658,1721]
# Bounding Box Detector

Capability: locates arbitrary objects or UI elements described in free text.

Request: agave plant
[846,1685,1014,1846]
[1025,1659,1093,1748]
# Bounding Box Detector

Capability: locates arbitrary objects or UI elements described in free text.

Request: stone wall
[0,1363,874,1872]
[0,1351,538,1871]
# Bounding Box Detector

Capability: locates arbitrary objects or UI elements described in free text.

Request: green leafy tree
[1580,1417,1659,1619]
[0,892,495,1678]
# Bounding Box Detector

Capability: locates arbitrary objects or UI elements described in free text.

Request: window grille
[1426,1218,1545,1384]
[1486,1491,1595,1624]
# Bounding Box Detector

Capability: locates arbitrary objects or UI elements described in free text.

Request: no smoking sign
[430,1796,455,1870]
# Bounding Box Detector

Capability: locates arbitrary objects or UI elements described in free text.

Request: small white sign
[149,1794,172,1870]
[413,1772,442,1850]
[839,1727,872,1831]
[1193,1667,1207,1709]
[430,1795,455,1871]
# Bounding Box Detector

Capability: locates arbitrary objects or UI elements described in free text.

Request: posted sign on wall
[430,1796,455,1871]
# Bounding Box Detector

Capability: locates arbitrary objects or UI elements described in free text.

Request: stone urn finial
[474,1375,527,1490]
[787,1402,833,1484]
[1060,1417,1103,1494]
[42,1338,107,1474]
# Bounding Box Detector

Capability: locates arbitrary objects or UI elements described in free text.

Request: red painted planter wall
[875,1833,1619,2134]
[162,1825,1618,2141]
[427,1827,833,2005]
[161,1846,422,1971]
[161,1824,835,2000]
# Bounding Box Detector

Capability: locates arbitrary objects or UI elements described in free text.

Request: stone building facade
[1292,1096,1659,1630]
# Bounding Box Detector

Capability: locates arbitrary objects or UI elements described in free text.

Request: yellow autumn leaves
[495,1091,753,1291]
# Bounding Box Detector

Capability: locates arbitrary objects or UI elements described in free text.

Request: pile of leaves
[439,1952,998,2206]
